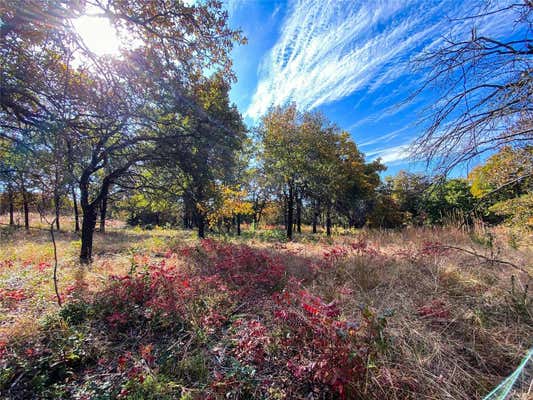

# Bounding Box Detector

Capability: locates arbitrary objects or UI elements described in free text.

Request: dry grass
[0,214,197,346]
[273,227,532,399]
[0,218,531,399]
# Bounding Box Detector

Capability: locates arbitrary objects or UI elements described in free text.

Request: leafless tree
[411,1,533,174]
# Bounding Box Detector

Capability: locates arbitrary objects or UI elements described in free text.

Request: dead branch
[425,243,530,276]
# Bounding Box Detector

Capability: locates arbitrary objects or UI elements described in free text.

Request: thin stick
[2,217,64,306]
[49,219,62,307]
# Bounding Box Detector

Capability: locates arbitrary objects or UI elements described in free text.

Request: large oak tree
[0,0,245,262]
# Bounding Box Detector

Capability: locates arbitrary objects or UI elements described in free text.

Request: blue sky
[223,0,519,177]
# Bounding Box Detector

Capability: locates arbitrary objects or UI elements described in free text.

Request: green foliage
[466,146,532,227]
[0,367,14,389]
[1,320,96,398]
[387,171,430,219]
[424,179,475,224]
[468,146,532,200]
[362,306,394,354]
[120,374,182,400]
[241,227,288,242]
[257,104,384,235]
[489,193,533,230]
[59,301,92,326]
[367,192,404,228]
[469,231,494,249]
[161,351,209,385]
[0,0,246,257]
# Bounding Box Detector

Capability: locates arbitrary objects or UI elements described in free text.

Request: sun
[72,15,121,56]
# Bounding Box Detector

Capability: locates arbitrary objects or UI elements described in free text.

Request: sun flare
[72,15,121,56]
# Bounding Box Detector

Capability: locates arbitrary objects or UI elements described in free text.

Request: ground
[0,215,531,399]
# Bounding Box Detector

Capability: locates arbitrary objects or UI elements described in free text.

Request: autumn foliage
[0,239,389,399]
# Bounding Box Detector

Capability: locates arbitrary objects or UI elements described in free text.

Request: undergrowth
[0,226,531,399]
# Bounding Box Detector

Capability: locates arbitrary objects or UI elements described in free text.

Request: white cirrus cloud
[245,0,516,120]
[366,144,411,163]
[358,126,411,148]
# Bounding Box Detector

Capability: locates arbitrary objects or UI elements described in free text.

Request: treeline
[116,140,532,235]
[4,96,530,248]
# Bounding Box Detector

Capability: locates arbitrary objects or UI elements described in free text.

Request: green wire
[483,348,533,400]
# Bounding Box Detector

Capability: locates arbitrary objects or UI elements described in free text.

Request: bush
[1,239,381,399]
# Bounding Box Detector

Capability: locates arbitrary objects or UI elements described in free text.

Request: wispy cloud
[358,126,411,148]
[366,144,410,163]
[245,0,515,120]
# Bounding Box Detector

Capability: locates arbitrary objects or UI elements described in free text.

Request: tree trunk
[282,194,287,230]
[183,196,194,229]
[100,186,108,234]
[40,193,45,223]
[8,186,14,226]
[255,200,265,228]
[286,182,294,240]
[80,205,97,263]
[22,189,29,231]
[79,173,108,263]
[312,200,318,234]
[54,189,61,231]
[326,205,332,237]
[71,186,80,232]
[197,213,205,239]
[296,191,302,234]
[182,203,189,229]
[237,214,241,236]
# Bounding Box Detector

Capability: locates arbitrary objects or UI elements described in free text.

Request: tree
[259,105,385,237]
[489,193,533,229]
[468,145,533,225]
[207,185,253,235]
[0,0,245,262]
[0,139,39,230]
[0,139,16,225]
[367,189,404,229]
[468,146,533,200]
[258,104,303,240]
[412,1,532,174]
[301,116,383,234]
[424,178,475,224]
[385,171,431,224]
[334,138,385,229]
[147,73,246,239]
[299,111,339,235]
[243,164,274,229]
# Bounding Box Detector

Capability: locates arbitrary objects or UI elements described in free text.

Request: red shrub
[56,240,378,398]
[0,260,14,270]
[0,288,28,307]
[323,246,349,265]
[233,319,270,365]
[139,343,155,366]
[36,262,51,272]
[0,340,7,360]
[269,279,368,397]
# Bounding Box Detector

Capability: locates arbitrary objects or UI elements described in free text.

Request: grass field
[0,215,531,399]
